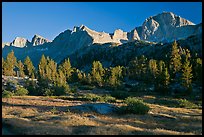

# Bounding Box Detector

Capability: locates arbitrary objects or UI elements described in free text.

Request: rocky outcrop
[137,12,197,42]
[31,34,51,46]
[127,29,140,41]
[2,42,10,48]
[70,103,118,115]
[10,37,31,48]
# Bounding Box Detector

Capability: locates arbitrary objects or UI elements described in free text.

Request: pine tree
[59,58,73,82]
[86,73,92,84]
[139,55,147,76]
[170,41,182,78]
[148,59,158,82]
[3,50,17,76]
[181,49,193,89]
[54,70,70,96]
[17,60,25,78]
[155,61,170,92]
[108,66,123,87]
[127,56,148,81]
[56,70,66,87]
[38,54,47,79]
[24,56,35,78]
[162,67,170,88]
[128,57,139,80]
[2,57,4,75]
[194,58,202,84]
[49,59,57,82]
[158,60,165,75]
[91,61,104,86]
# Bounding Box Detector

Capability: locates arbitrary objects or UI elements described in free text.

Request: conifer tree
[54,69,70,95]
[128,57,139,79]
[158,60,165,75]
[108,66,123,87]
[181,49,193,89]
[170,40,182,78]
[59,58,73,82]
[148,59,158,82]
[155,61,170,92]
[194,58,202,84]
[2,57,4,75]
[56,70,66,87]
[162,67,170,88]
[38,54,47,79]
[3,50,17,76]
[91,61,104,86]
[86,73,92,84]
[139,55,147,76]
[24,56,35,78]
[17,60,25,78]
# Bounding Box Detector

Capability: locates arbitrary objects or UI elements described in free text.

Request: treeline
[2,41,202,96]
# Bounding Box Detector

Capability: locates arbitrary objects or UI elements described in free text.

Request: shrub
[83,93,103,102]
[70,86,78,93]
[119,97,150,115]
[103,95,116,103]
[78,85,95,90]
[43,88,54,96]
[50,106,58,114]
[14,87,29,96]
[2,90,13,98]
[111,90,129,99]
[177,99,198,109]
[53,84,71,96]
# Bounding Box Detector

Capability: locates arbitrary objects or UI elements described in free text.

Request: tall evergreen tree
[139,55,147,74]
[91,61,105,86]
[3,50,17,76]
[161,67,170,88]
[59,58,73,82]
[24,56,35,78]
[17,60,25,77]
[38,54,47,79]
[108,66,123,87]
[2,57,4,75]
[128,57,139,80]
[148,59,158,82]
[181,49,193,89]
[194,58,202,84]
[158,60,165,75]
[155,61,170,92]
[170,40,182,78]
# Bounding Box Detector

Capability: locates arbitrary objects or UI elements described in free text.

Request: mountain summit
[2,12,202,66]
[137,12,197,42]
[31,34,51,46]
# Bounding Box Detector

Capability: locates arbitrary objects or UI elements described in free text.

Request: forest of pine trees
[2,41,202,96]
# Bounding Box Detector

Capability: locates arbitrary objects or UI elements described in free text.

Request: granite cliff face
[137,12,199,42]
[31,34,51,46]
[2,12,202,67]
[10,37,31,48]
[3,34,51,49]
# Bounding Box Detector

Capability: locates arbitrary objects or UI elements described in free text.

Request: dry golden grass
[2,96,202,135]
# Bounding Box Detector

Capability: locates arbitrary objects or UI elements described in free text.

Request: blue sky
[2,2,202,42]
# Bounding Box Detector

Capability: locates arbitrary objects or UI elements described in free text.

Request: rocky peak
[127,29,140,41]
[2,42,10,48]
[31,34,50,46]
[147,12,195,27]
[10,37,30,48]
[140,12,197,42]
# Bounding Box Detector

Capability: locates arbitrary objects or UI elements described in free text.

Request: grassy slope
[2,93,202,135]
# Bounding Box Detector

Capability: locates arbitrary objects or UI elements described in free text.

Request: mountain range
[2,12,202,68]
